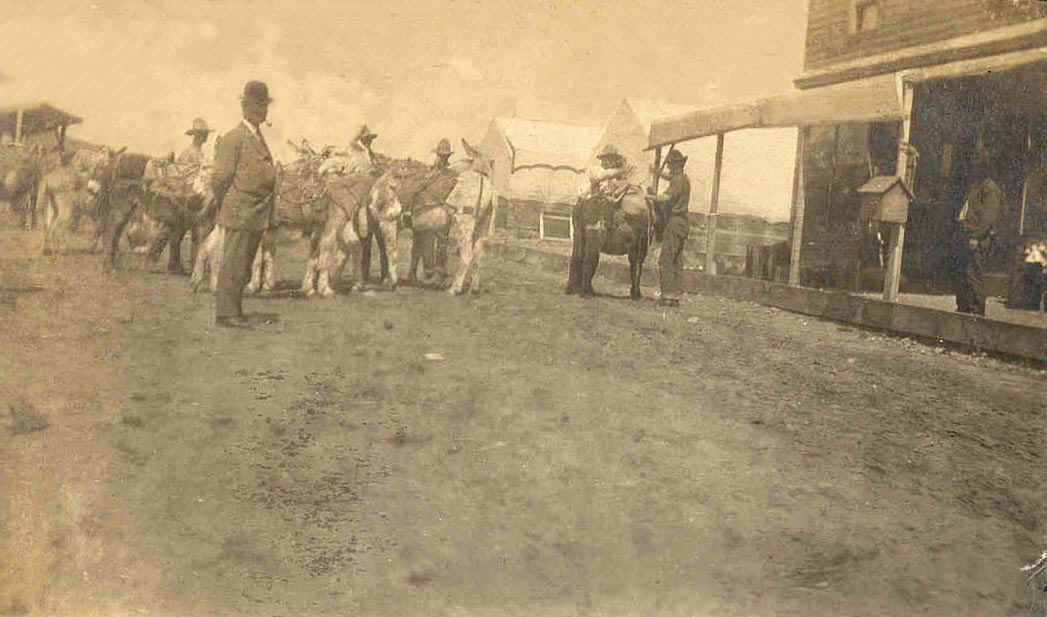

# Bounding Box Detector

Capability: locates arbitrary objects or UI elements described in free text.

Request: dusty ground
[2,219,1046,617]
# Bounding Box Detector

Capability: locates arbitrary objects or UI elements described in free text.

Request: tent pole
[788,126,808,286]
[884,81,914,302]
[14,109,23,144]
[706,133,725,275]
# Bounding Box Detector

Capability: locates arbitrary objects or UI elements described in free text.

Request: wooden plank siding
[803,0,1047,74]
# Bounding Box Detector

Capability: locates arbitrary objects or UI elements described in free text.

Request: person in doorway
[955,138,1002,316]
[646,149,691,307]
[211,80,278,329]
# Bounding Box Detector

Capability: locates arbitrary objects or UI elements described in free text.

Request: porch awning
[648,73,903,149]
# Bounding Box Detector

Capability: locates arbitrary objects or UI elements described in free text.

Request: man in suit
[211,80,277,329]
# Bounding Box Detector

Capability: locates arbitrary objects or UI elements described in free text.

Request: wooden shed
[0,102,83,149]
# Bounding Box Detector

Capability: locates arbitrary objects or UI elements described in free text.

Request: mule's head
[460,138,493,178]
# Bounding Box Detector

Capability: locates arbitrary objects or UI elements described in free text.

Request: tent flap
[648,73,903,149]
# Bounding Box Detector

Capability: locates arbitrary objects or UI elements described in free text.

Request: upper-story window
[852,0,881,33]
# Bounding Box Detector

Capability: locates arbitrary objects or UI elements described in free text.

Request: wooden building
[0,102,83,150]
[647,2,1047,300]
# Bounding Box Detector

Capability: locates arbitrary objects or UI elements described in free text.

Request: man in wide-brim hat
[210,80,278,329]
[177,117,213,166]
[646,148,690,307]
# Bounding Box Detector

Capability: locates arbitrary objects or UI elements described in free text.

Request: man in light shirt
[177,118,212,167]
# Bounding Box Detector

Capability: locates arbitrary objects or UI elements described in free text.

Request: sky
[3,0,808,220]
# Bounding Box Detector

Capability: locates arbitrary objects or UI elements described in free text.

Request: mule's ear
[461,139,481,160]
[112,146,127,158]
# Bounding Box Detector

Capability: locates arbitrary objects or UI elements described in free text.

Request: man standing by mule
[647,149,690,307]
[211,80,277,329]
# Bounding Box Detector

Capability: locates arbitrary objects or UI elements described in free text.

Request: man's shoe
[216,316,254,330]
[658,298,680,307]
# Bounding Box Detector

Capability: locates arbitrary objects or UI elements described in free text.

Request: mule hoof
[320,288,336,298]
[470,285,481,295]
[448,287,463,296]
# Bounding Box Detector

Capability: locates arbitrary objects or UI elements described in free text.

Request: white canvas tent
[480,117,601,238]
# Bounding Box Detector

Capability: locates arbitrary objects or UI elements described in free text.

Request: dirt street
[2,225,1046,617]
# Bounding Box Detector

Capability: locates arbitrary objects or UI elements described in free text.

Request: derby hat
[240,80,273,104]
[185,117,212,136]
[433,138,453,155]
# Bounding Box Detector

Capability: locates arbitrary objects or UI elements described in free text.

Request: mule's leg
[408,230,423,284]
[469,235,487,294]
[628,248,642,300]
[315,234,342,298]
[245,244,264,295]
[346,211,368,293]
[190,227,216,292]
[261,236,276,293]
[448,217,475,296]
[580,230,603,297]
[376,232,390,284]
[378,218,399,290]
[40,191,55,255]
[167,226,187,274]
[566,202,585,294]
[359,234,373,284]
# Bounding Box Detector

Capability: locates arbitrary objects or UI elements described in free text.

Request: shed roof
[0,102,83,136]
[858,175,914,198]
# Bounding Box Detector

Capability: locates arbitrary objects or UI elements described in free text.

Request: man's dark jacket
[212,122,277,231]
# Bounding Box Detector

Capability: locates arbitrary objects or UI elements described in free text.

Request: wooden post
[652,146,663,190]
[884,81,915,302]
[14,109,24,144]
[706,133,725,275]
[788,126,808,286]
[1019,118,1032,236]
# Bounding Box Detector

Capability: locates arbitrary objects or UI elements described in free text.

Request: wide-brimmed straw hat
[354,124,378,144]
[665,149,688,167]
[185,118,212,136]
[240,80,273,104]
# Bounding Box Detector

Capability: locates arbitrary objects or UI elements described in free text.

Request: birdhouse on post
[857,176,913,224]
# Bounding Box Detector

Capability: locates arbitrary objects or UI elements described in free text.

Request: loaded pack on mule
[91,146,215,273]
[566,143,654,301]
[191,127,405,299]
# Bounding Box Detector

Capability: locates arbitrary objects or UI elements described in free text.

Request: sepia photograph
[2,1,1047,615]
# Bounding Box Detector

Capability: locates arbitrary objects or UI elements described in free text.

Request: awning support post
[884,81,914,302]
[788,126,808,286]
[706,133,725,275]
